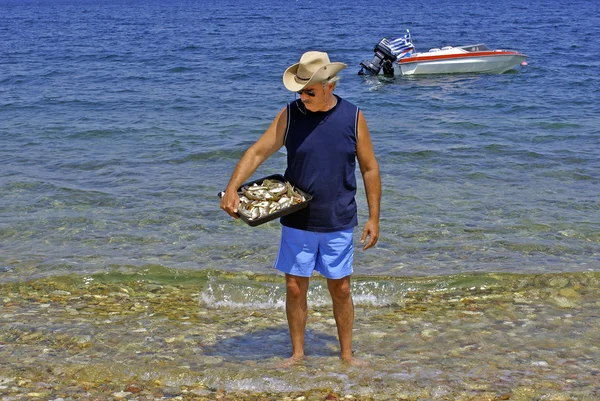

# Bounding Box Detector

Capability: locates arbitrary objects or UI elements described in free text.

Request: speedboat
[359,31,528,77]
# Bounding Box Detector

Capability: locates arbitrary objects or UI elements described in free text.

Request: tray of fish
[220,174,312,227]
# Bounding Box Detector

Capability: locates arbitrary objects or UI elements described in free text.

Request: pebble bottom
[0,270,599,400]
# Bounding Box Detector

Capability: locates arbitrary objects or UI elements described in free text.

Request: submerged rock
[551,296,578,308]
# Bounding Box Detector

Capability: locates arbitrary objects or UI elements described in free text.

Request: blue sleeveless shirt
[281,95,360,232]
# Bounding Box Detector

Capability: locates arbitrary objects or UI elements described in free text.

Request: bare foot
[276,355,305,368]
[342,357,369,367]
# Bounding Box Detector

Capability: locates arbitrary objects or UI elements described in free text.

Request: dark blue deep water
[1,0,599,280]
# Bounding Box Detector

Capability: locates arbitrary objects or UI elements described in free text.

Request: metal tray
[219,174,312,227]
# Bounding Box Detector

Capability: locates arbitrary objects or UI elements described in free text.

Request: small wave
[197,269,600,310]
[65,129,123,139]
[540,169,595,181]
[537,121,582,130]
[124,75,151,81]
[4,265,600,309]
[167,66,194,73]
[100,54,127,62]
[169,149,246,164]
[41,70,62,78]
[0,76,29,85]
[484,143,511,153]
[180,44,200,51]
[386,149,439,160]
[565,63,593,69]
[199,270,286,309]
[446,121,489,129]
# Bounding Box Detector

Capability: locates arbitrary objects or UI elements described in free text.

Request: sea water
[1,0,599,398]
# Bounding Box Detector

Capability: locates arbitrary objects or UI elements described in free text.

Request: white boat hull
[396,52,527,76]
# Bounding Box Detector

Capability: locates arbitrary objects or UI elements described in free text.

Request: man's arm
[220,107,288,218]
[356,110,381,250]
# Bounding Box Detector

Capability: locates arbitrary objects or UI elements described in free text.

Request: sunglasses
[297,88,316,97]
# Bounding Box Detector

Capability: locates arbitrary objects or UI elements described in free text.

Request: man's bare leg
[327,276,367,366]
[283,274,310,365]
[327,276,353,360]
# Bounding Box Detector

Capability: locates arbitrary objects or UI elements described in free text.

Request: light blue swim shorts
[274,225,354,279]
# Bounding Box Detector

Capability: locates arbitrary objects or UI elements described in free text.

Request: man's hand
[220,190,241,219]
[360,218,379,250]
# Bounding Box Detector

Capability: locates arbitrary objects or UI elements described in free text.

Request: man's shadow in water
[203,326,339,361]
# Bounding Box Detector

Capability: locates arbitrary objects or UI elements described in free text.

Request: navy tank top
[281,95,360,232]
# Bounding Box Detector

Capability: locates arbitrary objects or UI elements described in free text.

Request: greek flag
[386,30,414,59]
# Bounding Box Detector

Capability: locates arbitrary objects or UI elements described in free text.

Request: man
[220,51,381,366]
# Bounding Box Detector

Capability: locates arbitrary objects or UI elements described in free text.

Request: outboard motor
[359,39,398,77]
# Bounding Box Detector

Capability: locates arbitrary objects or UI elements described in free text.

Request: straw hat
[283,51,347,92]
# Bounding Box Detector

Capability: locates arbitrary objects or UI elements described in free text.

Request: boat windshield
[460,44,491,52]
